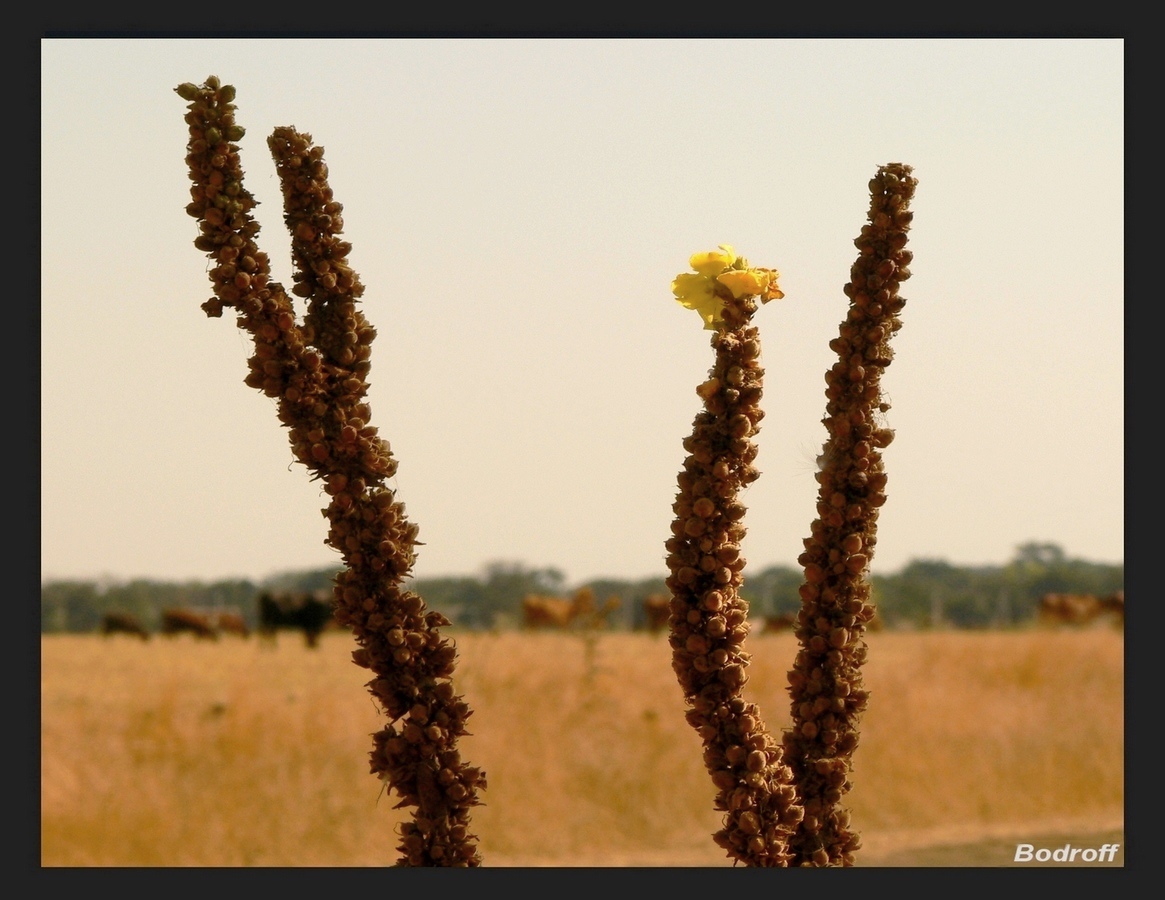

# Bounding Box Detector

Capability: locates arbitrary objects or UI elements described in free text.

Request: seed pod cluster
[664,288,803,866]
[782,162,917,867]
[177,77,484,866]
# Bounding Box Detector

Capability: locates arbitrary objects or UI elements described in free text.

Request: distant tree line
[755,541,1123,630]
[41,542,1122,634]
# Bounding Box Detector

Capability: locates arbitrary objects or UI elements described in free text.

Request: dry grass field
[40,627,1123,867]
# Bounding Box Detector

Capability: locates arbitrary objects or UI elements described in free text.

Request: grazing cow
[160,608,218,640]
[642,594,671,633]
[521,588,598,630]
[1099,590,1124,626]
[762,612,797,633]
[257,589,334,648]
[213,610,250,638]
[521,594,582,629]
[100,611,150,641]
[1037,592,1124,628]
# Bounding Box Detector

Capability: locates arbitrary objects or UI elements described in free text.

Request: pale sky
[40,37,1124,587]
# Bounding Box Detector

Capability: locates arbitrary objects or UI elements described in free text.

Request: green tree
[1001,542,1123,623]
[478,560,565,628]
[409,576,489,629]
[40,580,99,633]
[742,565,803,618]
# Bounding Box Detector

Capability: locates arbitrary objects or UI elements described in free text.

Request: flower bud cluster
[664,287,803,866]
[782,162,917,867]
[177,77,484,866]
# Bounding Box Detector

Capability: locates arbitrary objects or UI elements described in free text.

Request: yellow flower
[719,267,786,302]
[672,245,783,330]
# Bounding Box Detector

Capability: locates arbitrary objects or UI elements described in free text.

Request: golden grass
[41,628,1123,866]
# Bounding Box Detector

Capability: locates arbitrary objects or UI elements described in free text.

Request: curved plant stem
[664,282,803,866]
[782,162,918,866]
[177,76,485,866]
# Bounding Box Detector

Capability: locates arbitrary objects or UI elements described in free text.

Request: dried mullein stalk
[176,76,485,867]
[664,246,804,866]
[782,162,918,867]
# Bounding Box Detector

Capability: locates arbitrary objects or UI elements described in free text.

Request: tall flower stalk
[664,246,804,866]
[176,76,485,867]
[782,162,918,866]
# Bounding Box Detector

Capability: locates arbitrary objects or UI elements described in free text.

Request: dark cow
[257,589,334,648]
[160,608,218,640]
[100,611,150,641]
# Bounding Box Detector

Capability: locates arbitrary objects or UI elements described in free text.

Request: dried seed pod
[783,163,917,867]
[665,247,799,867]
[178,77,483,867]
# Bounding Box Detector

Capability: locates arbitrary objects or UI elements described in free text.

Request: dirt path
[483,816,1125,867]
[860,825,1124,867]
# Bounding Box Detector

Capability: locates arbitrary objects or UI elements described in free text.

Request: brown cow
[100,611,150,640]
[1037,592,1124,628]
[521,587,598,630]
[642,594,671,633]
[213,610,250,638]
[521,594,582,629]
[160,608,218,640]
[1099,590,1124,626]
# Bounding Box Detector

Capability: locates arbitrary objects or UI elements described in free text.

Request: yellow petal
[671,272,724,329]
[717,269,769,299]
[689,294,723,330]
[689,245,736,277]
[671,272,713,303]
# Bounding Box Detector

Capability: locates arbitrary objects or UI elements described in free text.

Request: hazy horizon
[39,540,1120,590]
